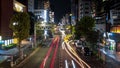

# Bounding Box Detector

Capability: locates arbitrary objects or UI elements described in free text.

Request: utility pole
[105,0,110,39]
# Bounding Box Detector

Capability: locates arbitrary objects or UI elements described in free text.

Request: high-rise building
[93,0,120,32]
[28,0,34,12]
[0,0,13,39]
[34,0,50,23]
[34,0,44,9]
[0,0,27,39]
[78,0,92,20]
[49,11,54,23]
[109,0,120,33]
[44,0,50,10]
[71,0,78,25]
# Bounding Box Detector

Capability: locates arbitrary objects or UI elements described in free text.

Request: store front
[102,32,116,55]
[103,32,120,52]
[116,42,120,52]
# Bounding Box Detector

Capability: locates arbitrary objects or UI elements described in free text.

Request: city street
[1,35,120,68]
[18,46,49,68]
[1,0,120,68]
[18,36,60,68]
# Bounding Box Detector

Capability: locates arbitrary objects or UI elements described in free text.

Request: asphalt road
[75,47,105,68]
[40,36,60,68]
[19,36,60,68]
[60,40,81,68]
[18,47,49,68]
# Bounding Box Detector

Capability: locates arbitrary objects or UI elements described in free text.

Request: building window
[85,11,89,14]
[85,2,89,5]
[85,7,89,10]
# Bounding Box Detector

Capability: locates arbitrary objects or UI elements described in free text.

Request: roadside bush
[2,43,17,50]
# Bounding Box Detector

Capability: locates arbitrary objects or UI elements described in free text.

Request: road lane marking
[72,60,76,68]
[40,37,57,68]
[65,60,68,68]
[65,41,91,68]
[64,44,84,67]
[62,42,65,49]
[50,37,60,68]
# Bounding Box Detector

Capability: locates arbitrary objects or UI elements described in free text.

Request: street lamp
[13,22,18,25]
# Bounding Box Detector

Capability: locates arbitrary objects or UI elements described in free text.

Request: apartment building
[78,0,92,20]
[109,0,120,33]
[28,0,34,12]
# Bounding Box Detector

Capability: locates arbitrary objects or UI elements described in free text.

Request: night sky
[17,0,71,23]
[49,0,71,23]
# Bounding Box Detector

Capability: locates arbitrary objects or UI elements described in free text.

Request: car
[74,40,79,43]
[76,43,82,47]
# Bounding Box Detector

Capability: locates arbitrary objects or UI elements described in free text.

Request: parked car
[75,42,83,48]
[74,40,79,43]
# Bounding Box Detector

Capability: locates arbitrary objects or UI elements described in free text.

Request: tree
[9,12,30,58]
[87,30,99,44]
[75,16,95,39]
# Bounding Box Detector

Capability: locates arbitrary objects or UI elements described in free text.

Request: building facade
[109,0,120,33]
[0,0,13,39]
[70,0,78,25]
[78,0,92,20]
[34,0,44,9]
[28,0,34,12]
[0,0,27,49]
[34,0,50,23]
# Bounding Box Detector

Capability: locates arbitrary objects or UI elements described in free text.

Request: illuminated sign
[0,36,2,40]
[44,10,47,22]
[13,0,25,12]
[0,40,4,44]
[5,40,7,46]
[13,38,18,44]
[15,3,23,12]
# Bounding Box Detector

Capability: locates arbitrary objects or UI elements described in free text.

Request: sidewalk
[0,42,32,64]
[0,56,8,63]
[0,48,19,64]
[99,48,120,68]
[100,48,120,62]
[14,38,53,68]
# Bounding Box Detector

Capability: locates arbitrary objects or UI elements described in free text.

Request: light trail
[40,37,57,68]
[64,43,85,68]
[64,41,91,68]
[67,42,91,68]
[72,60,76,68]
[50,36,60,68]
[68,40,73,44]
[66,42,90,68]
[65,60,69,68]
[62,42,65,49]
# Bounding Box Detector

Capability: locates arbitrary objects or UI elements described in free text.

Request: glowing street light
[13,22,18,26]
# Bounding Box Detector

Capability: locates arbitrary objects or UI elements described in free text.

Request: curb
[13,47,40,68]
